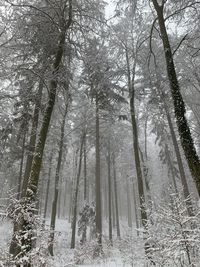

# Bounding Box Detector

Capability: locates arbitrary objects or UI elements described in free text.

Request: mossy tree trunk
[151,0,200,195]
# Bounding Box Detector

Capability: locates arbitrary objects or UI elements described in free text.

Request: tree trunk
[152,0,200,195]
[126,175,132,228]
[17,131,26,199]
[70,134,84,249]
[130,97,147,226]
[48,106,68,256]
[125,49,147,228]
[113,155,120,238]
[43,151,53,225]
[83,131,87,202]
[68,179,73,223]
[63,175,68,218]
[21,75,44,198]
[94,95,102,255]
[132,179,139,236]
[111,186,116,228]
[107,141,112,245]
[144,115,148,159]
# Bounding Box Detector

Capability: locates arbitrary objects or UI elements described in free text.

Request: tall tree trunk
[58,162,65,219]
[111,186,116,228]
[17,131,26,199]
[125,49,147,228]
[68,179,73,223]
[130,101,147,227]
[58,186,61,219]
[21,75,44,198]
[69,148,79,225]
[107,141,112,245]
[94,95,102,254]
[113,155,120,238]
[63,180,67,218]
[104,176,108,220]
[126,175,132,228]
[151,0,200,195]
[83,130,87,202]
[9,8,72,257]
[70,134,84,249]
[48,106,68,256]
[43,151,53,225]
[144,115,148,159]
[132,179,139,236]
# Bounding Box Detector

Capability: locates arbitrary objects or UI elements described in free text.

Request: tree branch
[5,0,60,29]
[172,34,188,56]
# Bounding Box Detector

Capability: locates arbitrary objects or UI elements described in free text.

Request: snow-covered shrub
[78,202,95,245]
[147,192,200,266]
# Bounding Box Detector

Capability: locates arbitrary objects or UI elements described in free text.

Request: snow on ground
[0,218,147,266]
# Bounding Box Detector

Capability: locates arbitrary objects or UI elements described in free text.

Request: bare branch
[172,34,188,56]
[164,2,200,21]
[4,0,60,29]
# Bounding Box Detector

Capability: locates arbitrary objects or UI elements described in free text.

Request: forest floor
[0,218,147,267]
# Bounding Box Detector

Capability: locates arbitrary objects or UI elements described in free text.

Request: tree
[150,0,200,195]
[9,0,73,262]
